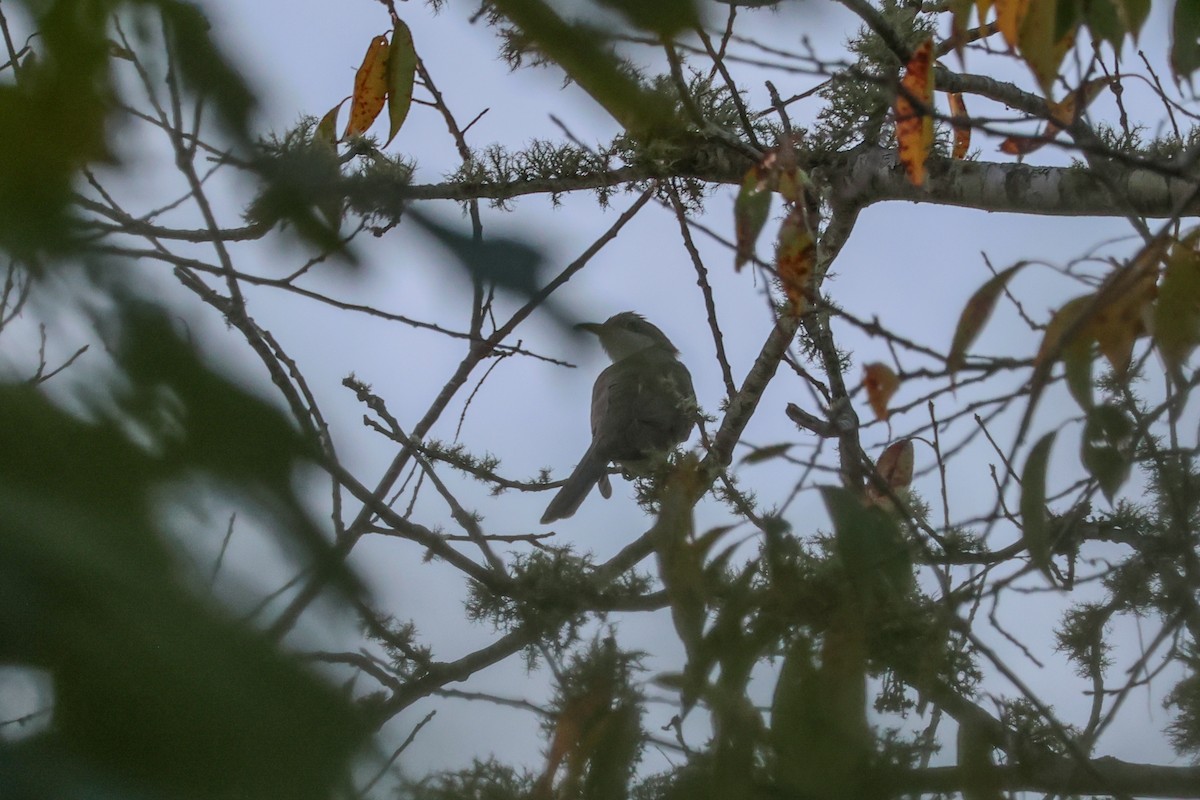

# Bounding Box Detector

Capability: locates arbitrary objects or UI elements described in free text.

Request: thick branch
[395,147,1200,219]
[899,757,1200,799]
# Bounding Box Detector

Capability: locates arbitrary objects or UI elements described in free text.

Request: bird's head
[577,311,680,361]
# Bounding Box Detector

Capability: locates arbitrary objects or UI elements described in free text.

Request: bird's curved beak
[574,321,604,335]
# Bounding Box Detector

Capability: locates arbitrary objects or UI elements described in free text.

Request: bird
[541,312,696,524]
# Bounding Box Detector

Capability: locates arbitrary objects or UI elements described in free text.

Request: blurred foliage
[0,297,367,798]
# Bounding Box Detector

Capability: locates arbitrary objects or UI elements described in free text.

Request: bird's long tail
[541,444,608,524]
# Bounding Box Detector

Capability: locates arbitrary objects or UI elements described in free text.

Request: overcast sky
[3,0,1191,788]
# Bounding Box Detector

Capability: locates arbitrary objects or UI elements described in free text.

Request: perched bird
[541,312,696,524]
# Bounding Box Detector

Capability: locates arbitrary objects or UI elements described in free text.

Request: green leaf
[488,0,682,136]
[821,486,912,603]
[1153,232,1200,373]
[0,306,367,798]
[1116,0,1151,39]
[948,263,1026,375]
[595,0,702,37]
[1083,0,1125,50]
[734,166,773,271]
[740,442,792,464]
[156,1,257,141]
[1081,403,1134,502]
[385,19,418,147]
[1172,0,1200,79]
[1020,431,1058,582]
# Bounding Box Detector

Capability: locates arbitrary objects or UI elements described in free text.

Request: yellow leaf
[863,363,900,421]
[343,34,390,139]
[996,0,1030,49]
[384,20,417,147]
[775,206,815,315]
[894,38,934,187]
[1089,250,1159,377]
[1019,0,1078,93]
[315,98,348,150]
[947,91,971,159]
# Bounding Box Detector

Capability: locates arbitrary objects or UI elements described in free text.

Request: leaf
[1035,294,1094,408]
[734,162,772,271]
[948,262,1026,375]
[948,91,971,159]
[948,0,975,58]
[740,442,793,464]
[863,363,900,421]
[488,0,681,137]
[595,0,702,37]
[315,98,347,150]
[1019,431,1058,582]
[867,439,915,508]
[997,0,1030,48]
[875,439,915,493]
[1154,231,1200,374]
[1019,0,1078,93]
[343,34,390,139]
[1083,0,1125,50]
[384,19,418,146]
[775,206,815,314]
[999,75,1114,156]
[1116,0,1151,39]
[1173,0,1200,79]
[822,486,913,603]
[1081,403,1133,502]
[894,38,935,187]
[1088,242,1160,377]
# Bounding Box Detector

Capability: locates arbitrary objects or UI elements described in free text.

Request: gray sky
[4,0,1190,789]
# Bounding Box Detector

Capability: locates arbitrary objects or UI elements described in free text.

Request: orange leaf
[895,38,934,187]
[947,91,971,159]
[999,77,1114,157]
[343,34,390,139]
[775,207,815,314]
[863,363,900,421]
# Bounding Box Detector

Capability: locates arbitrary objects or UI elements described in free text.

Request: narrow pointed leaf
[343,35,390,139]
[315,98,348,150]
[948,91,971,159]
[894,38,935,186]
[1173,0,1200,79]
[384,20,418,146]
[1020,431,1057,582]
[734,164,772,271]
[949,262,1026,374]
